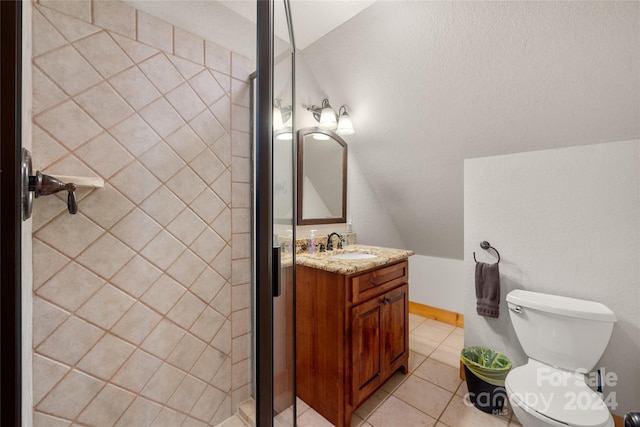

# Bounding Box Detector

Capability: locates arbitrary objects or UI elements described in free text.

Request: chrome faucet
[326,232,344,251]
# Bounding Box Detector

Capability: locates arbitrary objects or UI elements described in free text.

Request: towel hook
[473,240,500,264]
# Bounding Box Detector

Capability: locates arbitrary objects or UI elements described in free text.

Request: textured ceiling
[301,1,640,259]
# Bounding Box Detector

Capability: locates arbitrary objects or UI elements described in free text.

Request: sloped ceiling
[301,1,640,259]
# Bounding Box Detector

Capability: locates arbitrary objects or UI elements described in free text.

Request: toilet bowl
[505,290,617,427]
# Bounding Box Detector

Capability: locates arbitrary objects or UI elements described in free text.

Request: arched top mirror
[297,128,347,225]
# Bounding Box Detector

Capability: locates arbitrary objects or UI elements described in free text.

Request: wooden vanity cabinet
[296,260,409,427]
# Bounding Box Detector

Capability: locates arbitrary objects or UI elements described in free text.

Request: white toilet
[505,290,617,427]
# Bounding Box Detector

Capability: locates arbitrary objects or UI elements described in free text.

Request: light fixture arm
[307,98,335,122]
[274,98,292,123]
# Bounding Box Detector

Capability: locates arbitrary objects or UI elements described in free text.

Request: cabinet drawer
[351,261,408,304]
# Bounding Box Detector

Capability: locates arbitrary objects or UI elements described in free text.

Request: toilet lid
[505,362,611,427]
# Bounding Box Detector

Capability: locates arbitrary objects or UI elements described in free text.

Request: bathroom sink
[330,253,378,260]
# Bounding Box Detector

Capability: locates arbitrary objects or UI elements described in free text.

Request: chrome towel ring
[473,241,500,264]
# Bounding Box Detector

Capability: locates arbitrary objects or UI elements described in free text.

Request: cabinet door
[351,297,382,400]
[382,285,408,369]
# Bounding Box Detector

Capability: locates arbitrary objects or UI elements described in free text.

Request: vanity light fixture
[274,98,293,140]
[336,106,354,135]
[307,98,355,135]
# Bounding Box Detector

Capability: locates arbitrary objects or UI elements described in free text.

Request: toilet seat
[505,360,612,427]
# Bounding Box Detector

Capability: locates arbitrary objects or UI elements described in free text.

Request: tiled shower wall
[30,1,253,425]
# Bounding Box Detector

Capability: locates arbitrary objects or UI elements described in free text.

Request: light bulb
[336,108,354,135]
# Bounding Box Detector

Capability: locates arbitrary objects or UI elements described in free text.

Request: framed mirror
[297,128,347,225]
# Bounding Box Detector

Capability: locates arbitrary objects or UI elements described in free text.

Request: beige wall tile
[33,297,70,347]
[231,53,254,81]
[36,262,104,312]
[76,233,135,280]
[73,31,133,78]
[169,55,204,80]
[139,98,185,138]
[167,251,207,286]
[166,333,207,372]
[109,114,161,157]
[138,53,183,94]
[38,4,99,42]
[36,369,104,420]
[191,385,226,423]
[93,0,136,39]
[174,27,204,65]
[30,3,253,423]
[231,79,250,108]
[76,134,134,179]
[139,141,185,182]
[205,41,231,75]
[231,104,251,133]
[76,383,136,425]
[141,362,185,403]
[39,0,92,24]
[190,307,225,344]
[191,346,226,383]
[111,302,162,345]
[137,11,172,53]
[32,8,66,57]
[111,349,162,393]
[76,333,135,380]
[231,131,251,158]
[32,67,67,115]
[189,70,225,106]
[34,46,102,96]
[37,316,104,365]
[33,354,70,405]
[109,67,161,110]
[165,124,207,162]
[167,375,207,414]
[76,284,136,329]
[35,99,102,149]
[190,149,226,185]
[111,32,158,63]
[114,396,162,427]
[111,254,162,298]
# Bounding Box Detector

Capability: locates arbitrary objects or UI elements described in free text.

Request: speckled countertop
[295,244,414,275]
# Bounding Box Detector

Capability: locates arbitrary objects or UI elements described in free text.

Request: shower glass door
[255,0,296,425]
[26,0,259,425]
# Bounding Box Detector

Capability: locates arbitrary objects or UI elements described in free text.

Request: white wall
[409,255,464,313]
[464,140,640,416]
[295,54,405,250]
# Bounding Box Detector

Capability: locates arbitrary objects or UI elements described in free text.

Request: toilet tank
[507,290,616,372]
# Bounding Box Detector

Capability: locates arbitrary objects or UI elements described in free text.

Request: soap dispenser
[309,229,317,254]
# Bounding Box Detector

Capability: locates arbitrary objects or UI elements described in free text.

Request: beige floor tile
[381,370,409,394]
[296,407,334,427]
[367,395,436,427]
[430,344,462,368]
[423,319,456,333]
[456,381,469,397]
[414,358,462,393]
[409,350,427,372]
[355,388,390,420]
[439,396,509,427]
[412,323,452,344]
[351,413,366,427]
[409,313,426,331]
[435,423,451,427]
[442,332,464,352]
[410,334,439,357]
[393,375,453,419]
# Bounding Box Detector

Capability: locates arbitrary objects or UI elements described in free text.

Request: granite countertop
[295,244,414,275]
